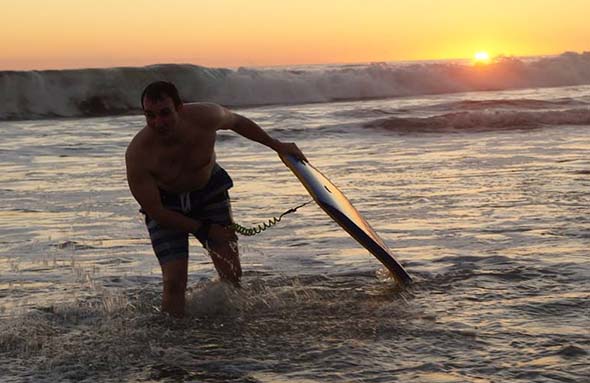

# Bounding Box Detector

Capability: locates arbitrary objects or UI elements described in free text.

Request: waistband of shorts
[139,163,233,215]
[160,163,232,211]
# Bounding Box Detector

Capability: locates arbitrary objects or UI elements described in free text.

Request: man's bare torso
[129,103,222,193]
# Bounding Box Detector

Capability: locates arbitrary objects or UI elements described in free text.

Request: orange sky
[1,0,588,70]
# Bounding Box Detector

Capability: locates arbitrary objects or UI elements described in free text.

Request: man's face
[142,96,182,136]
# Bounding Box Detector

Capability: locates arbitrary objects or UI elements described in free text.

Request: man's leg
[196,186,241,285]
[145,215,190,317]
[208,239,242,285]
[160,257,188,317]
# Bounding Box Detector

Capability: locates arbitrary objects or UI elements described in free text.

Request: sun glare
[474,51,490,64]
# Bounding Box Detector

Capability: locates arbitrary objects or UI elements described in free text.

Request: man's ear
[176,103,184,112]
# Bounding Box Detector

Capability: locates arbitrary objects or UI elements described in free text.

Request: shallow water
[1,85,589,382]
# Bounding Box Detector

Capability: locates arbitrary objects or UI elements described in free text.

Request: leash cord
[230,200,313,236]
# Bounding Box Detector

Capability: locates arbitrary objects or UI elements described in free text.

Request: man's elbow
[142,204,166,222]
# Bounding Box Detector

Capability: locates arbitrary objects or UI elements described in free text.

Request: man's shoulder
[182,102,229,129]
[183,102,223,113]
[126,128,150,161]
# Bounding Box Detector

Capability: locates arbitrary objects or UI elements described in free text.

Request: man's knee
[209,242,242,281]
[209,242,240,263]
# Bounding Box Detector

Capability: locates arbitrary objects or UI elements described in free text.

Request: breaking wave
[1,51,590,120]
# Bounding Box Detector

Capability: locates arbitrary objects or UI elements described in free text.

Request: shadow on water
[0,261,588,382]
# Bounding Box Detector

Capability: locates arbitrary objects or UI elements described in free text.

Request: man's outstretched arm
[216,107,307,161]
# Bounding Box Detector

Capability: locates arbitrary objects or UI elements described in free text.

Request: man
[126,81,305,317]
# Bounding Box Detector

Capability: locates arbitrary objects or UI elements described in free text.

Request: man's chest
[149,134,215,181]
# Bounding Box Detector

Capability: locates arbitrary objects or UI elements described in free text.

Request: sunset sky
[1,0,588,70]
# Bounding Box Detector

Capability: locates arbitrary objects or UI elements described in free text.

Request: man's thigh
[146,217,189,265]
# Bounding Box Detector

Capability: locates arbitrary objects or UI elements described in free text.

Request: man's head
[141,81,183,136]
[141,81,182,110]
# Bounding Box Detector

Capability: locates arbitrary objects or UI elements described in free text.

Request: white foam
[185,280,243,317]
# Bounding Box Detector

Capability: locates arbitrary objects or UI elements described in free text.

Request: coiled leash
[230,200,313,236]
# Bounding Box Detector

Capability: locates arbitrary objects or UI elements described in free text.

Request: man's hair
[140,81,182,109]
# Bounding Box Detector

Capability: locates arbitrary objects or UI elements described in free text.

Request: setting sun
[1,0,589,70]
[474,51,491,63]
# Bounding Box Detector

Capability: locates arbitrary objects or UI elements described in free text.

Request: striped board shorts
[143,163,234,265]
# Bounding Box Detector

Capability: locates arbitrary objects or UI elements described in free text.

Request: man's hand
[273,141,307,162]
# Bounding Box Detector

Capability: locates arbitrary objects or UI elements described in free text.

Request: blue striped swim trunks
[144,163,234,265]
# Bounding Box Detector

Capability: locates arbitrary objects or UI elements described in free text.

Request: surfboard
[280,154,412,285]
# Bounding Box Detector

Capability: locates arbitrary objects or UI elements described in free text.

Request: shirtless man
[126,81,305,317]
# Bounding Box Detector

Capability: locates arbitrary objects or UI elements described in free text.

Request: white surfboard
[280,154,412,285]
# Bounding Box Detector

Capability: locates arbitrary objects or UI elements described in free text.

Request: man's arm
[215,106,306,160]
[125,148,204,233]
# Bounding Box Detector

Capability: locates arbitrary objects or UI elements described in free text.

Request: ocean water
[1,57,589,382]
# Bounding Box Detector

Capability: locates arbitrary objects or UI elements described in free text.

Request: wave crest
[1,52,590,120]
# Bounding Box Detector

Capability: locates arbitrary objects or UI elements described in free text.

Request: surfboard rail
[280,154,412,285]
